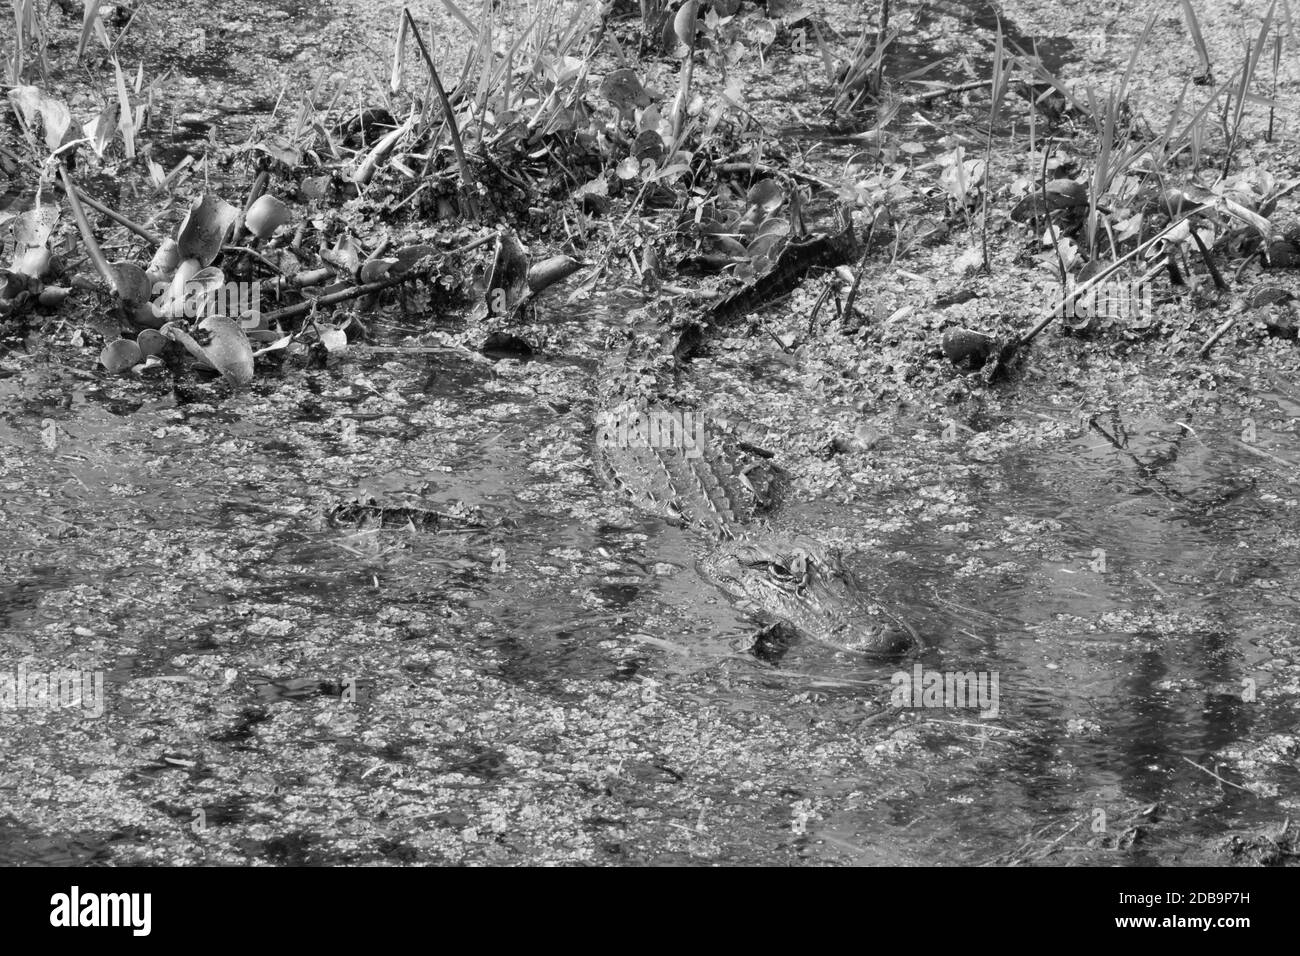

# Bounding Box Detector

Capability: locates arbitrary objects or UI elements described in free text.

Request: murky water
[2,0,1297,865]
[5,288,1297,865]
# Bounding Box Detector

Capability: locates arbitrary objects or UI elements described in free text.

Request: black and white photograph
[0,0,1295,899]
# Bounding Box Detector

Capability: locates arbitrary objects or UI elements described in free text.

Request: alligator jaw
[697,537,922,658]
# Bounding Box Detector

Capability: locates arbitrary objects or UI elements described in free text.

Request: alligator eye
[740,560,792,582]
[759,561,812,594]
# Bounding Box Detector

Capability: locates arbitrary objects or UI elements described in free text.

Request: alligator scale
[594,224,920,657]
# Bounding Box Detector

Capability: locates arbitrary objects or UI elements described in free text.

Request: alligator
[594,222,920,657]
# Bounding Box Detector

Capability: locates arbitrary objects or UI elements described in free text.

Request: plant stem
[59,164,118,295]
[402,6,479,213]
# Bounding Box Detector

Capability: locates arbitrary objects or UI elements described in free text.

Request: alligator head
[698,535,921,657]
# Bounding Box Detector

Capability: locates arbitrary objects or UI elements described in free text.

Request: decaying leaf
[8,86,73,153]
[10,203,60,248]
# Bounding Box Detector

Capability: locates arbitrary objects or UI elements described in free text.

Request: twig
[1181,755,1255,792]
[904,79,990,105]
[260,270,427,323]
[1199,315,1236,357]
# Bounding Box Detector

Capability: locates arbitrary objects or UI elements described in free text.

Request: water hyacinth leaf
[244,195,291,240]
[1221,198,1269,237]
[1045,179,1088,207]
[1161,219,1193,244]
[133,302,163,328]
[176,194,238,267]
[638,105,662,135]
[252,333,294,358]
[100,338,143,374]
[109,261,151,304]
[746,179,785,215]
[753,217,790,241]
[177,266,227,317]
[319,327,348,355]
[136,328,167,357]
[38,286,69,308]
[198,317,255,385]
[8,86,73,153]
[359,258,397,283]
[632,129,665,164]
[157,259,219,318]
[674,1,700,51]
[167,256,201,301]
[321,235,363,277]
[747,233,783,261]
[711,234,748,257]
[600,69,652,113]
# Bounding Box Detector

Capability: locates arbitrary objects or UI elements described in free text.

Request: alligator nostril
[871,626,921,657]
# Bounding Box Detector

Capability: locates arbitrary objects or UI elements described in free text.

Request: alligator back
[594,407,783,539]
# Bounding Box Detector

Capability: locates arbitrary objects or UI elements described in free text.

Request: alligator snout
[829,619,922,657]
[867,624,923,658]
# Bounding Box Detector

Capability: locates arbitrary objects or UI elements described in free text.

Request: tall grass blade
[1180,0,1212,81]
